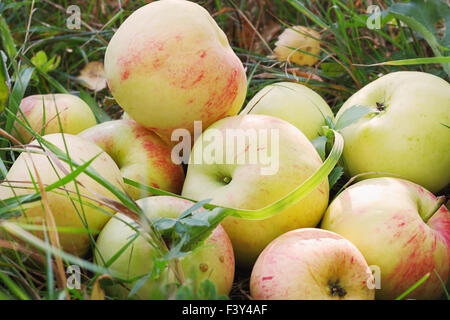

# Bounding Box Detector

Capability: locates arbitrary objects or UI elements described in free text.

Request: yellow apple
[250,228,375,300]
[240,82,334,140]
[13,94,97,143]
[104,0,247,141]
[321,177,449,299]
[336,71,450,193]
[0,133,124,256]
[94,196,235,298]
[181,114,329,268]
[79,120,185,200]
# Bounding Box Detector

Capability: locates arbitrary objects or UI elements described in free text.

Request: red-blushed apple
[240,82,334,140]
[336,71,450,193]
[250,228,375,300]
[13,94,97,143]
[181,114,329,268]
[94,196,235,298]
[321,177,449,299]
[0,133,124,256]
[104,0,247,142]
[79,120,185,200]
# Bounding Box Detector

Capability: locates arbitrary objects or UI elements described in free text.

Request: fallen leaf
[77,61,107,92]
[274,26,321,66]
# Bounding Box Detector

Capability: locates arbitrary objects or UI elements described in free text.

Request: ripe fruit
[104,0,247,141]
[0,133,124,256]
[250,228,375,300]
[94,196,235,298]
[13,94,97,143]
[240,82,334,140]
[321,177,449,299]
[336,71,450,193]
[181,114,329,267]
[79,120,185,199]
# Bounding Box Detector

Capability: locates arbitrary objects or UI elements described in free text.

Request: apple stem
[422,196,446,223]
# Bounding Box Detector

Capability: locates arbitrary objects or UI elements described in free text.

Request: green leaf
[311,135,327,161]
[328,166,344,189]
[0,14,17,63]
[0,50,8,112]
[335,105,374,130]
[388,0,450,76]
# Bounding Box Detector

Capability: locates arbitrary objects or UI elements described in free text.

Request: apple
[104,0,247,142]
[240,82,334,140]
[0,133,124,256]
[336,71,450,193]
[13,94,97,144]
[94,195,235,298]
[78,120,185,200]
[321,177,449,299]
[274,26,321,66]
[181,114,329,268]
[250,228,375,300]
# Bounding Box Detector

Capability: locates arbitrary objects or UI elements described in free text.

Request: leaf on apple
[328,166,344,190]
[334,105,374,130]
[311,135,327,161]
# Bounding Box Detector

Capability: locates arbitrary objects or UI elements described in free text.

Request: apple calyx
[375,102,386,112]
[328,280,347,298]
[421,195,446,223]
[222,176,232,185]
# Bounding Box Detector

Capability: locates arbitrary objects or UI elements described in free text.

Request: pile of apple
[1,0,449,300]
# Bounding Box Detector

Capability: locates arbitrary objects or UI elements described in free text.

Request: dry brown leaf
[77,61,107,92]
[90,276,110,300]
[274,26,321,66]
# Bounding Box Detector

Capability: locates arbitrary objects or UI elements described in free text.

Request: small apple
[0,133,124,256]
[13,94,97,144]
[336,71,450,193]
[79,120,185,200]
[240,82,334,140]
[274,26,321,66]
[104,0,247,141]
[181,114,329,268]
[250,228,375,300]
[94,196,235,298]
[321,177,449,299]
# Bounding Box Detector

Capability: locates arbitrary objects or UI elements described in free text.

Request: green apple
[0,133,124,256]
[181,114,329,268]
[79,120,185,200]
[240,82,334,140]
[94,196,235,298]
[321,177,449,299]
[13,94,97,143]
[250,228,375,300]
[104,0,247,142]
[336,71,450,193]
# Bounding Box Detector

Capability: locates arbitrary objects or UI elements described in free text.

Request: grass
[0,0,449,300]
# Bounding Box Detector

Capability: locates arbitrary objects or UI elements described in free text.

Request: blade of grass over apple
[126,130,344,220]
[354,57,450,67]
[395,272,430,300]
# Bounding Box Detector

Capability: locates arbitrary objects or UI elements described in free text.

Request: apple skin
[181,114,329,268]
[79,120,185,200]
[321,177,449,300]
[250,228,375,300]
[240,82,334,140]
[336,71,450,193]
[94,196,235,298]
[104,0,247,141]
[0,133,124,256]
[13,94,97,143]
